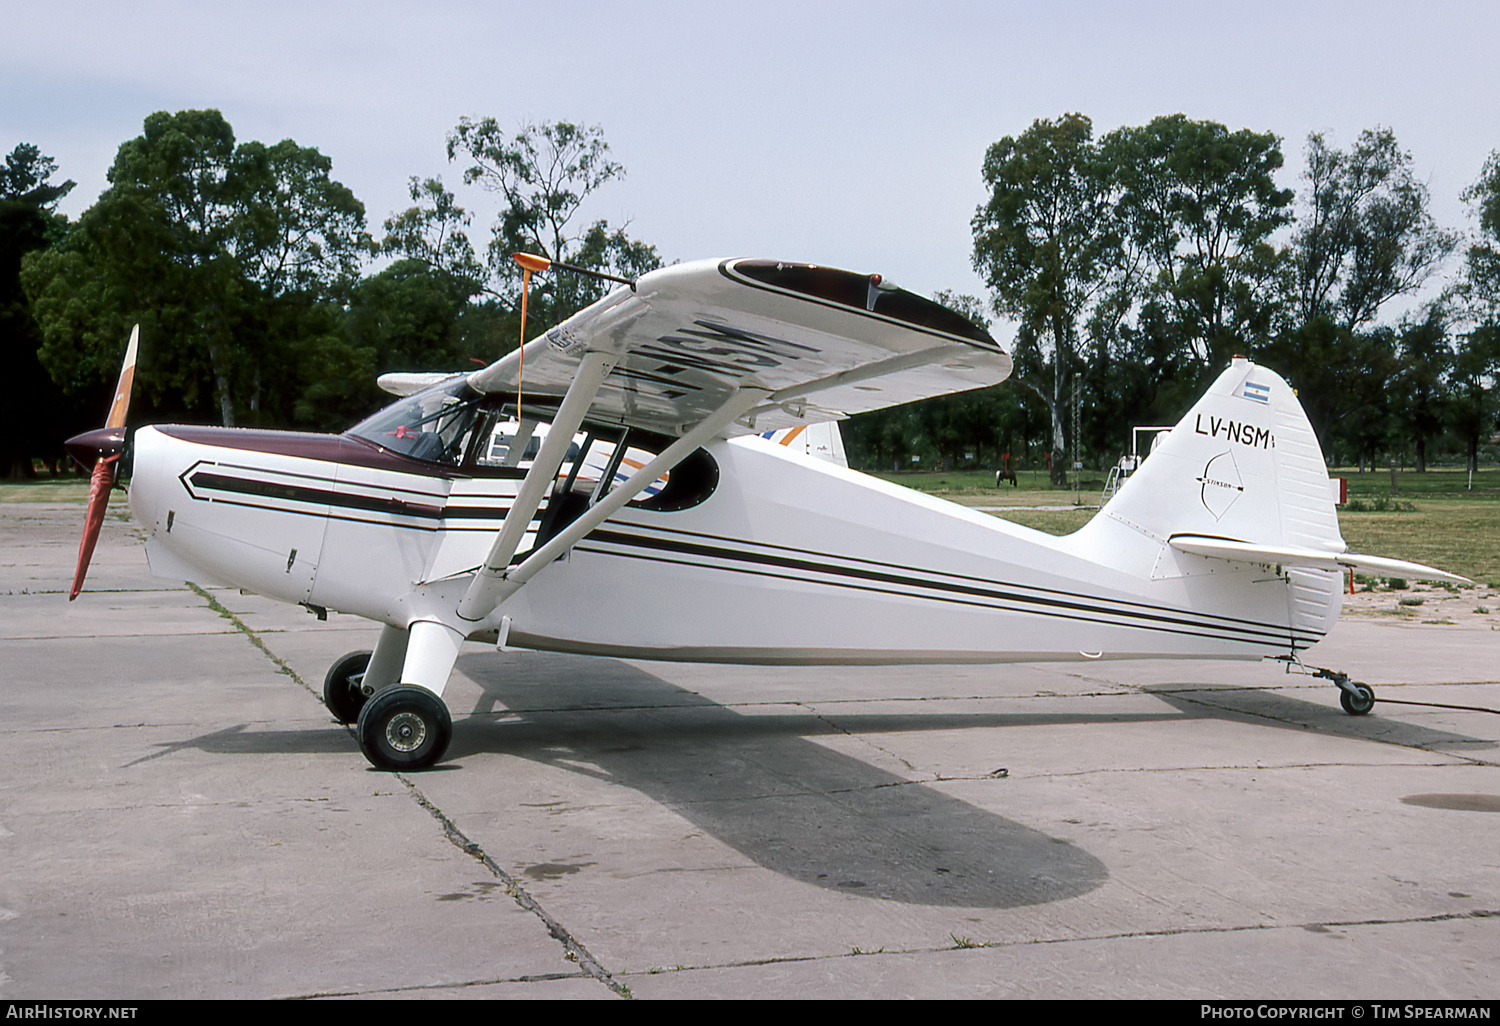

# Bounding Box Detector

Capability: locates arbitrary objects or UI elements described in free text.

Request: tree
[1,144,74,204]
[1449,324,1499,475]
[232,138,368,296]
[379,176,487,297]
[1258,317,1397,466]
[1460,150,1500,311]
[1250,128,1462,466]
[444,118,661,326]
[1389,308,1453,472]
[1288,128,1458,332]
[1104,115,1292,369]
[22,110,369,427]
[1448,151,1500,473]
[972,114,1123,485]
[346,258,512,375]
[1,144,76,477]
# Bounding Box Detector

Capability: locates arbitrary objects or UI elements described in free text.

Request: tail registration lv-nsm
[66,258,1467,770]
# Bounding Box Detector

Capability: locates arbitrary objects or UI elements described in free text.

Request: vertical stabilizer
[1087,357,1343,559]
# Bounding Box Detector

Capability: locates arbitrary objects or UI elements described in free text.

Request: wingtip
[1338,551,1472,587]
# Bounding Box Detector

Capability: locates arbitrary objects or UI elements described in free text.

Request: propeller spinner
[64,325,138,600]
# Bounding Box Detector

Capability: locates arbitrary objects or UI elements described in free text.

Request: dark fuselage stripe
[611,519,1295,638]
[579,529,1314,649]
[574,542,1311,651]
[180,469,529,531]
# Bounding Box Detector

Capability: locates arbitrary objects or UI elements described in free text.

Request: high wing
[454,258,1010,625]
[466,258,1011,435]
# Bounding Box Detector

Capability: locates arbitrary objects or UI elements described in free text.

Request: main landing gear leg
[1314,667,1376,716]
[322,624,410,724]
[365,624,411,694]
[356,620,463,771]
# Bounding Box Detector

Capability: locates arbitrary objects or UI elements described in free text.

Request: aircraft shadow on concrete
[1138,680,1497,757]
[140,654,1492,908]
[451,652,1108,910]
[123,722,359,766]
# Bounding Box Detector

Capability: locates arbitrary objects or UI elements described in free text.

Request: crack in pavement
[188,584,630,1000]
[398,775,630,999]
[612,907,1500,980]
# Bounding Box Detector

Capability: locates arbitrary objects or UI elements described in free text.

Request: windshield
[347,377,485,465]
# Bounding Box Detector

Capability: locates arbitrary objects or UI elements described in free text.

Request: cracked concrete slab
[1,499,1497,999]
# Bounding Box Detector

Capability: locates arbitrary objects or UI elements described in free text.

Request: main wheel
[1339,683,1375,716]
[357,685,452,770]
[323,651,373,724]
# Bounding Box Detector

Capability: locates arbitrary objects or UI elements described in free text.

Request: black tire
[357,685,452,771]
[323,651,373,724]
[1339,683,1375,716]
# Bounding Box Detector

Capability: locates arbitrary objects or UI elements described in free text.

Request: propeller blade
[66,325,139,601]
[105,324,139,429]
[69,456,118,600]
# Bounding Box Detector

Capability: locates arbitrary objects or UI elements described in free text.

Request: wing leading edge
[467,258,1012,436]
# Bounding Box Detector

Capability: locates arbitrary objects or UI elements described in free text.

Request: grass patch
[1343,496,1416,512]
[870,467,1069,500]
[1337,499,1500,586]
[1339,466,1500,500]
[988,508,1097,536]
[870,467,1099,536]
[0,479,92,502]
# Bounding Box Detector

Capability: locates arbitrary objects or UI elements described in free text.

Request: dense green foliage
[21,110,371,429]
[1,145,78,477]
[8,109,1500,484]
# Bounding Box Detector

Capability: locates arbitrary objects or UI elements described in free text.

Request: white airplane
[66,257,1467,771]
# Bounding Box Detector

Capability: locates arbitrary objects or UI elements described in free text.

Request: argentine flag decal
[1241,379,1270,404]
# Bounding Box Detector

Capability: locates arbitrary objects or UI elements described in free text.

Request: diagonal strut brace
[456,384,770,626]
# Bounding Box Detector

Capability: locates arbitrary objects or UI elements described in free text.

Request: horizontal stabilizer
[1169,535,1471,585]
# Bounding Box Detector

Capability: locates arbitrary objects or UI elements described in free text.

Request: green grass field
[7,465,1499,588]
[0,480,100,503]
[1332,468,1500,588]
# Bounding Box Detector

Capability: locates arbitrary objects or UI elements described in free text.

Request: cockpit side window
[346,378,485,466]
[348,383,718,508]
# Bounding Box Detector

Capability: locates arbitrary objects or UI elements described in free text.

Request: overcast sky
[6,0,1498,335]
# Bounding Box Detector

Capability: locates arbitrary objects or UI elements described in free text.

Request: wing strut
[457,350,617,621]
[456,384,770,625]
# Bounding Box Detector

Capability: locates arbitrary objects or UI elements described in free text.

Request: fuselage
[128,411,1338,666]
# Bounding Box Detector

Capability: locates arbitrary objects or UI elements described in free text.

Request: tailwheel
[1312,667,1376,717]
[357,684,452,771]
[1339,682,1376,716]
[323,651,373,724]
